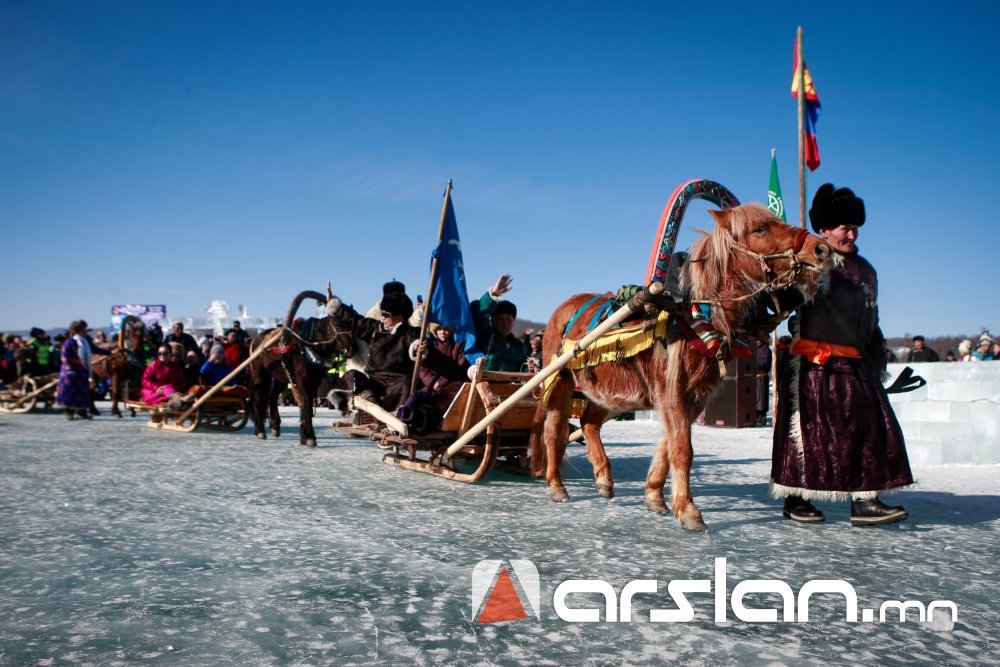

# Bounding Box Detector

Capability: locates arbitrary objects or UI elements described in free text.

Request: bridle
[690,228,825,306]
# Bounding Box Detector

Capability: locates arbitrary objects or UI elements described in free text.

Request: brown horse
[530,204,833,531]
[249,291,355,446]
[92,316,149,417]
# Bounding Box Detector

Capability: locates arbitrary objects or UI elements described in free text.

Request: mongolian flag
[768,151,787,221]
[791,34,821,171]
[427,187,479,355]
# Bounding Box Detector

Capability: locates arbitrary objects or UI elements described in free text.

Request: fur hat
[494,300,517,318]
[958,339,972,355]
[809,183,866,233]
[381,292,414,318]
[979,332,993,347]
[383,280,406,296]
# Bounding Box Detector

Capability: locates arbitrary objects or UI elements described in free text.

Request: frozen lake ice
[0,404,997,665]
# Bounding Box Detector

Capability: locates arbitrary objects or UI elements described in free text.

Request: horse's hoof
[679,516,708,532]
[256,432,267,440]
[596,484,614,499]
[550,488,571,503]
[113,413,122,419]
[645,498,670,515]
[303,439,317,447]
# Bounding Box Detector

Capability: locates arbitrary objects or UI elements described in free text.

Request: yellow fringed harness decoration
[541,310,672,404]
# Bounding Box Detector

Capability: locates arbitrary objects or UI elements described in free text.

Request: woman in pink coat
[141,345,188,405]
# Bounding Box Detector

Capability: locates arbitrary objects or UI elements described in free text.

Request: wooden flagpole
[797,26,807,229]
[409,179,454,395]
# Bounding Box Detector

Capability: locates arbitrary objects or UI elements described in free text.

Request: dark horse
[530,204,833,531]
[92,315,149,417]
[249,291,355,446]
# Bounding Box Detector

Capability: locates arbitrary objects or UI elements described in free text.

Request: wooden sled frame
[0,374,59,413]
[124,389,250,433]
[335,364,543,483]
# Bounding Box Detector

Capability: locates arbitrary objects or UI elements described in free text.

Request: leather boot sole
[850,510,908,527]
[782,510,825,524]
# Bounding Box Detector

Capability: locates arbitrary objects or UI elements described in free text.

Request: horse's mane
[681,203,776,340]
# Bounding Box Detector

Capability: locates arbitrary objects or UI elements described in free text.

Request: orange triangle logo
[477,567,528,624]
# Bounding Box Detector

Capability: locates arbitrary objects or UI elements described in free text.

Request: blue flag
[428,190,478,355]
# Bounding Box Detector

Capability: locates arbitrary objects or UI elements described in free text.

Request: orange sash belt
[792,338,862,365]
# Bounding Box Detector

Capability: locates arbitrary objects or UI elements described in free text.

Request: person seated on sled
[471,273,529,372]
[416,325,472,397]
[327,288,421,412]
[394,325,472,433]
[141,345,192,407]
[181,350,202,388]
[200,344,235,387]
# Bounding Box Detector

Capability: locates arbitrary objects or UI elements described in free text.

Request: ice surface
[0,405,997,665]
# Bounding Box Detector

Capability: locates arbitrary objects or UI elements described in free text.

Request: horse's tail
[529,386,549,478]
[530,295,588,478]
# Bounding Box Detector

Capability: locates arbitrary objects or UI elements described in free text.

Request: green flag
[768,151,787,222]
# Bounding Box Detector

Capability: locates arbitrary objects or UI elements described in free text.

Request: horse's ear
[708,209,731,229]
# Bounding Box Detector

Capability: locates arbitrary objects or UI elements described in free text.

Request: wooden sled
[124,386,250,433]
[0,374,58,413]
[334,364,551,483]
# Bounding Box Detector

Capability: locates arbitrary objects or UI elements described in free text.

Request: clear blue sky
[2,1,997,337]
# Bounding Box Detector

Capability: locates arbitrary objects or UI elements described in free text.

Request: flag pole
[409,179,454,395]
[769,147,780,428]
[797,26,807,229]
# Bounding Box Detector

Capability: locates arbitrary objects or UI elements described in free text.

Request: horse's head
[686,203,832,302]
[316,315,356,361]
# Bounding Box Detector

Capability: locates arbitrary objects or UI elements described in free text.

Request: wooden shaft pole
[175,326,285,422]
[442,283,666,462]
[409,179,453,395]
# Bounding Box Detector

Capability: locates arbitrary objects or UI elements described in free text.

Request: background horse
[249,291,355,446]
[91,316,149,417]
[530,203,832,531]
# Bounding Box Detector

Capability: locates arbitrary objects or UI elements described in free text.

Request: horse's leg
[270,381,281,438]
[542,378,573,502]
[251,371,267,439]
[110,373,122,418]
[580,402,614,499]
[650,400,706,531]
[645,429,672,516]
[299,387,317,447]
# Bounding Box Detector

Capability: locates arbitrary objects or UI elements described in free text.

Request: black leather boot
[782,496,824,523]
[850,498,908,527]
